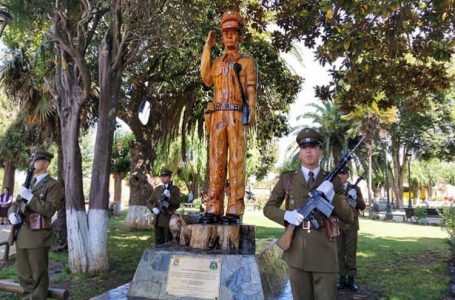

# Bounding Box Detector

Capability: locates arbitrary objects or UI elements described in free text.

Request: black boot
[337,275,346,289]
[198,213,220,224]
[220,214,241,225]
[347,276,359,292]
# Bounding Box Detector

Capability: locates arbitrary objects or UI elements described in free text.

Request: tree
[265,1,455,208]
[110,130,134,214]
[48,0,107,273]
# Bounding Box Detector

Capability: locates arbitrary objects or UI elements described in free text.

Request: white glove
[284,210,304,226]
[316,180,335,202]
[8,213,22,225]
[152,207,160,215]
[163,189,171,198]
[348,188,357,200]
[20,186,33,203]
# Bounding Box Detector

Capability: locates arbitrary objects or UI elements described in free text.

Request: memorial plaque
[166,256,222,299]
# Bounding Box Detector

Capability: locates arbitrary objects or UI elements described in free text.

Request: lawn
[0,210,450,299]
[246,211,451,300]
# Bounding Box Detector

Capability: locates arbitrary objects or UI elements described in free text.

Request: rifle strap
[284,173,295,210]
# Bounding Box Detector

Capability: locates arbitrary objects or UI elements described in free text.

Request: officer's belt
[301,218,325,230]
[214,103,243,112]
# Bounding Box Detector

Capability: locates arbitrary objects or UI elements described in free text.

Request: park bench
[181,203,194,209]
[404,207,442,223]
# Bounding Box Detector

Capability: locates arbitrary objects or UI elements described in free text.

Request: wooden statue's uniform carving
[200,10,257,219]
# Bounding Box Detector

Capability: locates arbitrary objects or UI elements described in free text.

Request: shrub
[442,206,455,242]
[413,207,427,221]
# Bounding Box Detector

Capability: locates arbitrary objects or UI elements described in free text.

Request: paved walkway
[362,209,443,225]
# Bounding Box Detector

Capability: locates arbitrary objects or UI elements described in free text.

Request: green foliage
[111,130,134,175]
[269,1,454,110]
[442,206,455,240]
[413,206,428,223]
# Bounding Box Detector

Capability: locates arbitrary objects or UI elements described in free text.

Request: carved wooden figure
[200,10,257,223]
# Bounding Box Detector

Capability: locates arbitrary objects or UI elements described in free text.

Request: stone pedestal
[127,239,287,300]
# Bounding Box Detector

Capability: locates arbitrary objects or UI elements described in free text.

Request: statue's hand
[205,31,217,48]
[248,111,256,126]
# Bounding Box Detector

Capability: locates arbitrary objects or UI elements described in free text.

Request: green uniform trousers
[16,247,50,300]
[154,225,172,245]
[337,229,358,277]
[289,266,337,300]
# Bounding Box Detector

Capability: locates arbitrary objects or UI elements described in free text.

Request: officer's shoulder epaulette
[280,170,296,178]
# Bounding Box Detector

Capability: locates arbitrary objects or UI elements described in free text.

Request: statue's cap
[221,10,243,31]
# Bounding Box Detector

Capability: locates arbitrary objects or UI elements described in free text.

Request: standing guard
[337,166,366,291]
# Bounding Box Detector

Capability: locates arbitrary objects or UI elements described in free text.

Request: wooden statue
[200,10,257,225]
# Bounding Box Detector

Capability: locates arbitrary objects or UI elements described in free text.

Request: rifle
[276,137,365,251]
[232,63,249,125]
[8,152,36,246]
[347,176,363,208]
[157,183,172,214]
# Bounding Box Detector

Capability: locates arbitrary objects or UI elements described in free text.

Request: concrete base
[123,239,287,300]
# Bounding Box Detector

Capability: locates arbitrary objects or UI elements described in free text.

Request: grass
[245,211,451,300]
[0,211,153,299]
[0,210,451,299]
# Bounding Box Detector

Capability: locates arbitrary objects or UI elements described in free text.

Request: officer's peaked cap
[159,168,172,176]
[30,149,54,162]
[296,128,323,147]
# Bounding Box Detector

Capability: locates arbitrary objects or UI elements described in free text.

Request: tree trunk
[367,146,373,215]
[55,128,67,248]
[2,159,15,195]
[57,90,88,273]
[391,150,405,209]
[113,173,123,214]
[125,141,154,229]
[87,37,121,273]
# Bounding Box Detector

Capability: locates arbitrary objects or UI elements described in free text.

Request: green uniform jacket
[9,176,64,249]
[147,184,181,227]
[263,168,353,272]
[340,185,366,231]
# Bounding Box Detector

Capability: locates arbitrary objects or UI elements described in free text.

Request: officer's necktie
[31,177,37,187]
[308,171,315,185]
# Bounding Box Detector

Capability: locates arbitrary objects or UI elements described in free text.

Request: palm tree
[341,102,398,210]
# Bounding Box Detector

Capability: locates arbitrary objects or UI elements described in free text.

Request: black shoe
[221,214,241,225]
[198,213,220,224]
[347,276,359,292]
[337,275,346,289]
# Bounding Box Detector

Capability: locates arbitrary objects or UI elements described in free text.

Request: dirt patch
[338,285,383,300]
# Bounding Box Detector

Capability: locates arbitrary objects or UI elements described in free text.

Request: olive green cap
[159,168,172,176]
[29,149,54,162]
[296,128,323,147]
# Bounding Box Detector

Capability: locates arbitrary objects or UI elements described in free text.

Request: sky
[276,43,332,166]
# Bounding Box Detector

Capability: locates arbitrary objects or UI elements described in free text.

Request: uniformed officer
[200,10,257,224]
[8,149,64,299]
[263,128,353,299]
[336,166,366,291]
[147,168,181,244]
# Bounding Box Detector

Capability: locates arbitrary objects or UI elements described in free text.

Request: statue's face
[222,28,240,50]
